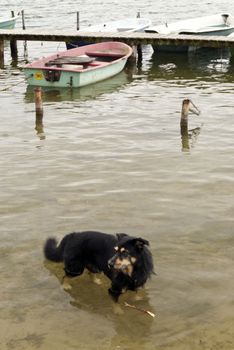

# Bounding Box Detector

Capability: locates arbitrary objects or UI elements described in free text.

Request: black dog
[44,231,154,302]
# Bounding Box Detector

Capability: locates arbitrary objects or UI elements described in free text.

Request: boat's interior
[44,50,126,71]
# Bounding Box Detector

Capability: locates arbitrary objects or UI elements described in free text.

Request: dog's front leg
[108,288,124,315]
[61,274,72,291]
[108,287,121,302]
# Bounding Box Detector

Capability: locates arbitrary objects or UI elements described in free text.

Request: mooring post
[10,11,18,59]
[21,10,28,59]
[10,40,18,60]
[77,11,80,30]
[21,10,26,30]
[127,43,137,70]
[0,39,4,64]
[137,44,142,62]
[34,87,43,117]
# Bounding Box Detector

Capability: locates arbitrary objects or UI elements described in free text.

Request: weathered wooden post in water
[180,99,200,152]
[10,11,18,60]
[35,87,43,115]
[34,87,45,139]
[76,11,80,30]
[21,10,28,59]
[21,10,26,30]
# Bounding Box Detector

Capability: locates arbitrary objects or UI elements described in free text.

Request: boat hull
[24,59,128,88]
[0,15,18,29]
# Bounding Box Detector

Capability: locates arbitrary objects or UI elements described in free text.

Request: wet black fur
[44,231,154,302]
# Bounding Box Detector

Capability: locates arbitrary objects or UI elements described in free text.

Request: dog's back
[44,231,117,276]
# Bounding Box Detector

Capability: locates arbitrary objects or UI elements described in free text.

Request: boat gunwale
[0,15,19,25]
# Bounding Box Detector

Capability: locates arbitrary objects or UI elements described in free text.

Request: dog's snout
[108,257,115,268]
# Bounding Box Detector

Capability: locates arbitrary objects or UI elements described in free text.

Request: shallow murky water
[0,1,234,349]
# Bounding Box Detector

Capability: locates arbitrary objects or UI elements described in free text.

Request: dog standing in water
[44,231,154,302]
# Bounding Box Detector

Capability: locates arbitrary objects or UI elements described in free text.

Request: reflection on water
[181,124,202,152]
[24,70,132,103]
[35,112,45,140]
[147,48,233,82]
[44,260,155,348]
[26,69,133,140]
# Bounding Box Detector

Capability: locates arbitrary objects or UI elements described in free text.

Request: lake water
[0,1,234,349]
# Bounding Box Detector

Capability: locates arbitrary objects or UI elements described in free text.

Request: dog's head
[108,233,150,277]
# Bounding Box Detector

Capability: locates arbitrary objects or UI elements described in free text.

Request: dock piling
[34,87,43,117]
[0,39,4,64]
[0,38,4,67]
[136,12,142,61]
[10,39,18,59]
[9,11,18,59]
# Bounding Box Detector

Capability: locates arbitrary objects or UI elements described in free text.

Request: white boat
[145,13,234,52]
[66,17,152,48]
[0,13,19,29]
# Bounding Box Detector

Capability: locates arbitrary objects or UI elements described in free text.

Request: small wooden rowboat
[0,13,19,29]
[24,42,132,88]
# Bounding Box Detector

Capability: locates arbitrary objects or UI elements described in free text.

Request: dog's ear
[134,238,149,250]
[116,233,128,241]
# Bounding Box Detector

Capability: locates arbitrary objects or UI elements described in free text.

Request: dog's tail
[44,237,65,262]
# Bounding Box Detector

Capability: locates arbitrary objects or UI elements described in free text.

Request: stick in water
[124,302,155,318]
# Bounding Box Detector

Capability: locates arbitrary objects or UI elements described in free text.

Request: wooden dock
[1,28,234,60]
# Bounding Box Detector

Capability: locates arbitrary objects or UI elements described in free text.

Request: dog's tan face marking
[111,244,138,277]
[126,264,133,277]
[113,256,135,277]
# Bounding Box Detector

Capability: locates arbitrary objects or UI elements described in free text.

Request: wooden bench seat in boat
[45,55,95,67]
[85,50,126,58]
